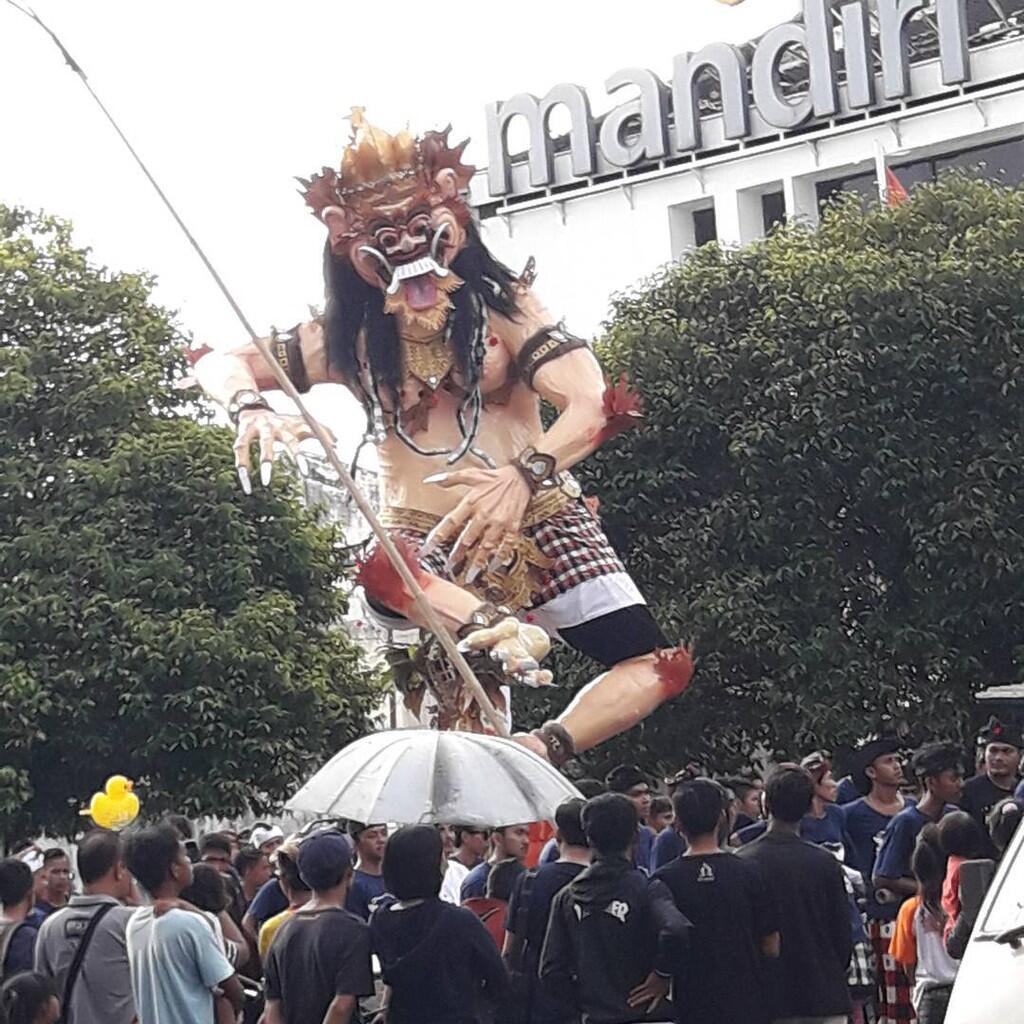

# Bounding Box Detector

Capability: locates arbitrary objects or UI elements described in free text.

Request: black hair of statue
[321,220,521,412]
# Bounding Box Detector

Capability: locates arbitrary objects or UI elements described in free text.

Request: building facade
[472,0,1024,334]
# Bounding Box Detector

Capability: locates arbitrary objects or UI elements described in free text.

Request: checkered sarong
[848,940,874,992]
[393,500,626,610]
[868,918,915,1023]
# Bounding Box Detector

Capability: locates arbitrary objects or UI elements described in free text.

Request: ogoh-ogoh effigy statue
[192,110,693,763]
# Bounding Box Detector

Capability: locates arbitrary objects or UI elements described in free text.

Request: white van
[946,815,1024,1022]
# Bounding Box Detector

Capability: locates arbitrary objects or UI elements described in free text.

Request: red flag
[885,168,909,207]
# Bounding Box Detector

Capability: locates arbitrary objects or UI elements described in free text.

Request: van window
[979,841,1024,935]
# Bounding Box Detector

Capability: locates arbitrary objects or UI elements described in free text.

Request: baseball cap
[297,831,353,891]
[249,825,285,850]
[346,821,386,839]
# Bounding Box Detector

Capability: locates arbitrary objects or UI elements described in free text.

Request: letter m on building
[486,85,597,196]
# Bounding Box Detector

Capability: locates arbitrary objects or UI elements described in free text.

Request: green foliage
[0,207,380,838]
[523,174,1024,777]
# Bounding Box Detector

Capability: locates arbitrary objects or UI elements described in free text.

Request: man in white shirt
[124,824,243,1024]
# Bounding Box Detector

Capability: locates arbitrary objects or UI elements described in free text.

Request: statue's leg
[517,605,692,758]
[521,503,693,759]
[356,529,482,633]
[359,510,691,761]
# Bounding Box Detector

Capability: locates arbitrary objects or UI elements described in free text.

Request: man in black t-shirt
[504,797,591,1024]
[960,717,1021,836]
[654,779,778,1024]
[264,831,374,1024]
[737,765,852,1024]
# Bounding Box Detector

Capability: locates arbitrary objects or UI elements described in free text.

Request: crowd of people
[0,715,1021,1024]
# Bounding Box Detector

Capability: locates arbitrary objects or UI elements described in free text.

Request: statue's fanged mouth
[359,224,453,310]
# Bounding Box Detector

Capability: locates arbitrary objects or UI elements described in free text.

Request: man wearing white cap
[250,825,285,857]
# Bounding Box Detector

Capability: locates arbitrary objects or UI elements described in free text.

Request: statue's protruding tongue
[404,274,438,311]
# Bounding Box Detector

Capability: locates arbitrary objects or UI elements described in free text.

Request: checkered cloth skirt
[848,939,875,993]
[395,500,626,609]
[868,918,916,1023]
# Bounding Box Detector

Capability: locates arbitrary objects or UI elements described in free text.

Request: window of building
[693,207,718,247]
[815,170,877,209]
[761,190,786,233]
[816,136,1024,209]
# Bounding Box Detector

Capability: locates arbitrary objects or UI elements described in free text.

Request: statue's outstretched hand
[421,465,531,583]
[233,409,332,494]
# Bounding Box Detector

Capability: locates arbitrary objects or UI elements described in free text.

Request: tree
[0,207,380,840]
[521,175,1024,777]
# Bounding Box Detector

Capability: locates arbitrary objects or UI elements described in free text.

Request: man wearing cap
[264,831,374,1024]
[344,823,388,921]
[840,738,911,1024]
[605,765,656,872]
[961,717,1021,833]
[242,828,290,948]
[258,840,312,959]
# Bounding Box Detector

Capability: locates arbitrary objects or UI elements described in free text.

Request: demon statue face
[300,108,476,335]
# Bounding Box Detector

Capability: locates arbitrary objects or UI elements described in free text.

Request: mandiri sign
[486,0,971,197]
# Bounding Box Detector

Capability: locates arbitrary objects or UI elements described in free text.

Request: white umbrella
[286,729,581,826]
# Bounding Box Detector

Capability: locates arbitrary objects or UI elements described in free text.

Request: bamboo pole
[10,0,511,738]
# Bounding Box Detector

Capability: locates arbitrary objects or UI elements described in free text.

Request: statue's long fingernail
[466,564,482,585]
[421,530,440,557]
[237,467,252,495]
[296,454,309,476]
[260,461,273,486]
[423,472,448,484]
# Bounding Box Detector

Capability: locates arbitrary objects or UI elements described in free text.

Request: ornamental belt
[378,479,579,611]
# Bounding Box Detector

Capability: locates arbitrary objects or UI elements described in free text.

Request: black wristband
[271,325,311,394]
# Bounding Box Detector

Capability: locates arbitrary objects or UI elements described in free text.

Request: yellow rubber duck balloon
[81,775,140,830]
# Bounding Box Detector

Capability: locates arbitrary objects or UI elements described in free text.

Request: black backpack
[0,920,26,982]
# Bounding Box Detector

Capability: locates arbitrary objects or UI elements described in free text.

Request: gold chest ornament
[403,331,454,391]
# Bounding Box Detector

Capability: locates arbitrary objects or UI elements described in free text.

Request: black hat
[850,737,902,795]
[978,717,1023,750]
[605,765,650,793]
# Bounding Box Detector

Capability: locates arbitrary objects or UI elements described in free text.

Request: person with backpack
[33,830,136,1024]
[503,798,591,1024]
[0,859,40,982]
[463,860,524,949]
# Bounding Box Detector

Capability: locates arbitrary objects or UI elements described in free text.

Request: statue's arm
[499,288,615,474]
[192,320,341,491]
[193,320,335,409]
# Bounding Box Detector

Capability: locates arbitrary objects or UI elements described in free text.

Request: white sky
[0,0,799,451]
